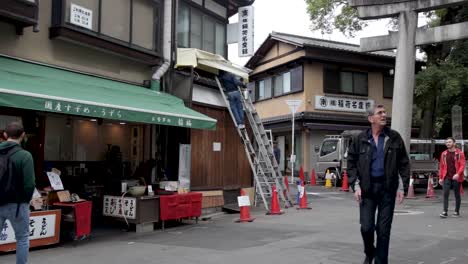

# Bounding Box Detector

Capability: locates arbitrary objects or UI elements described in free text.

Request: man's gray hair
[366,103,385,116]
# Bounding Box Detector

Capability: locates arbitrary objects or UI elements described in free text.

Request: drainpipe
[151,0,173,91]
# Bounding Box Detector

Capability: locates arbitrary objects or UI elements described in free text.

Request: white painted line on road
[307,192,342,195]
[440,257,457,264]
[394,210,424,216]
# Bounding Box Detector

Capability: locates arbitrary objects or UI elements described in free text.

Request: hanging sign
[238,6,254,57]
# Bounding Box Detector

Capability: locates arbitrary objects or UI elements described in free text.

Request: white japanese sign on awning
[238,6,254,57]
[0,214,56,244]
[315,96,374,113]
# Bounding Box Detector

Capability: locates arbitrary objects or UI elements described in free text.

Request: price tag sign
[237,196,251,207]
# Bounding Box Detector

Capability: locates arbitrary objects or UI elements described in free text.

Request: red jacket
[439,149,466,182]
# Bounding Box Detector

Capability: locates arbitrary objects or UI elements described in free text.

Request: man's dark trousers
[360,179,396,264]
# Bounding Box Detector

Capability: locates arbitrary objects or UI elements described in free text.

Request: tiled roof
[270,32,396,58]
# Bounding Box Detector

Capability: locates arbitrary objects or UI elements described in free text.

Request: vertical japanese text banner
[238,6,254,57]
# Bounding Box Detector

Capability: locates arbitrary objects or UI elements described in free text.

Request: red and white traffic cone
[236,189,255,223]
[406,178,416,199]
[267,185,284,215]
[310,168,317,186]
[340,170,350,192]
[426,175,436,199]
[297,180,311,210]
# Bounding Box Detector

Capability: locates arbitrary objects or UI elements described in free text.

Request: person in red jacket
[438,137,466,218]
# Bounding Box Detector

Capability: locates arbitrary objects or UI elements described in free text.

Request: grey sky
[228,0,427,67]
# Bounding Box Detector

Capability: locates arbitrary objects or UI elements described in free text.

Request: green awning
[0,56,216,130]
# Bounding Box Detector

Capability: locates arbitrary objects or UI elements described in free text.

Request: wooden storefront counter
[0,210,61,252]
[103,195,159,232]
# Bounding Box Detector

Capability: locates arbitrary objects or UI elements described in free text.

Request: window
[324,68,368,96]
[132,0,156,50]
[320,140,338,156]
[177,2,227,56]
[178,3,190,47]
[282,72,291,93]
[101,0,130,41]
[62,0,160,53]
[203,16,215,53]
[255,66,303,100]
[290,66,303,92]
[215,23,226,55]
[247,82,256,102]
[257,79,272,100]
[274,75,283,96]
[258,80,265,100]
[383,75,394,98]
[190,9,203,49]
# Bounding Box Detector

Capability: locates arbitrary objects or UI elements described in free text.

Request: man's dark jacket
[347,127,410,196]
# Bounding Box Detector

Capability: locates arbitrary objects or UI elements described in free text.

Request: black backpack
[0,145,22,205]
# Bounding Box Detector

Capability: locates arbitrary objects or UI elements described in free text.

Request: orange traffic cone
[310,169,317,186]
[340,170,350,192]
[426,175,436,199]
[236,189,255,222]
[299,166,305,183]
[297,181,311,210]
[406,178,416,199]
[267,185,284,215]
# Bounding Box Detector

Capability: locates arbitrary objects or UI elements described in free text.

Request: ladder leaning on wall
[215,77,294,211]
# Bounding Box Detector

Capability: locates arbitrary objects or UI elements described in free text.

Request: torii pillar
[349,0,468,148]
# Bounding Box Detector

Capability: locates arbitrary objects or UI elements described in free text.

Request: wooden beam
[349,0,412,6]
[354,0,468,19]
[360,21,468,52]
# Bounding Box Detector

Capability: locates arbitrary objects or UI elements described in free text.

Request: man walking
[219,70,245,129]
[0,122,36,264]
[348,104,409,264]
[438,137,465,218]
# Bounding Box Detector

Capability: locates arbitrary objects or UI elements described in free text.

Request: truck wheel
[432,176,440,189]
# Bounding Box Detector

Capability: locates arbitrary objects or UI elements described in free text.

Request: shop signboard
[315,95,374,113]
[103,196,137,220]
[0,210,61,252]
[41,100,195,128]
[238,6,254,57]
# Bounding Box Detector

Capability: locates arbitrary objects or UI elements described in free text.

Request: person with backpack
[0,121,35,264]
[438,137,466,218]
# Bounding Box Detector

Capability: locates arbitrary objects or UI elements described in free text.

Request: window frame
[323,68,369,96]
[320,140,338,157]
[177,0,227,57]
[51,0,162,56]
[255,65,304,101]
[383,74,394,99]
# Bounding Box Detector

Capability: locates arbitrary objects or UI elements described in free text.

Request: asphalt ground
[1,186,467,264]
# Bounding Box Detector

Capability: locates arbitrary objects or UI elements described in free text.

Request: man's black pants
[360,181,396,264]
[443,178,461,213]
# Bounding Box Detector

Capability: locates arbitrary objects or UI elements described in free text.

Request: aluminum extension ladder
[215,77,294,211]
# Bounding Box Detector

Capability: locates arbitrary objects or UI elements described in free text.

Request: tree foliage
[305,0,366,37]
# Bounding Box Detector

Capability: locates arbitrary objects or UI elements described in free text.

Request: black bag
[0,145,22,205]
